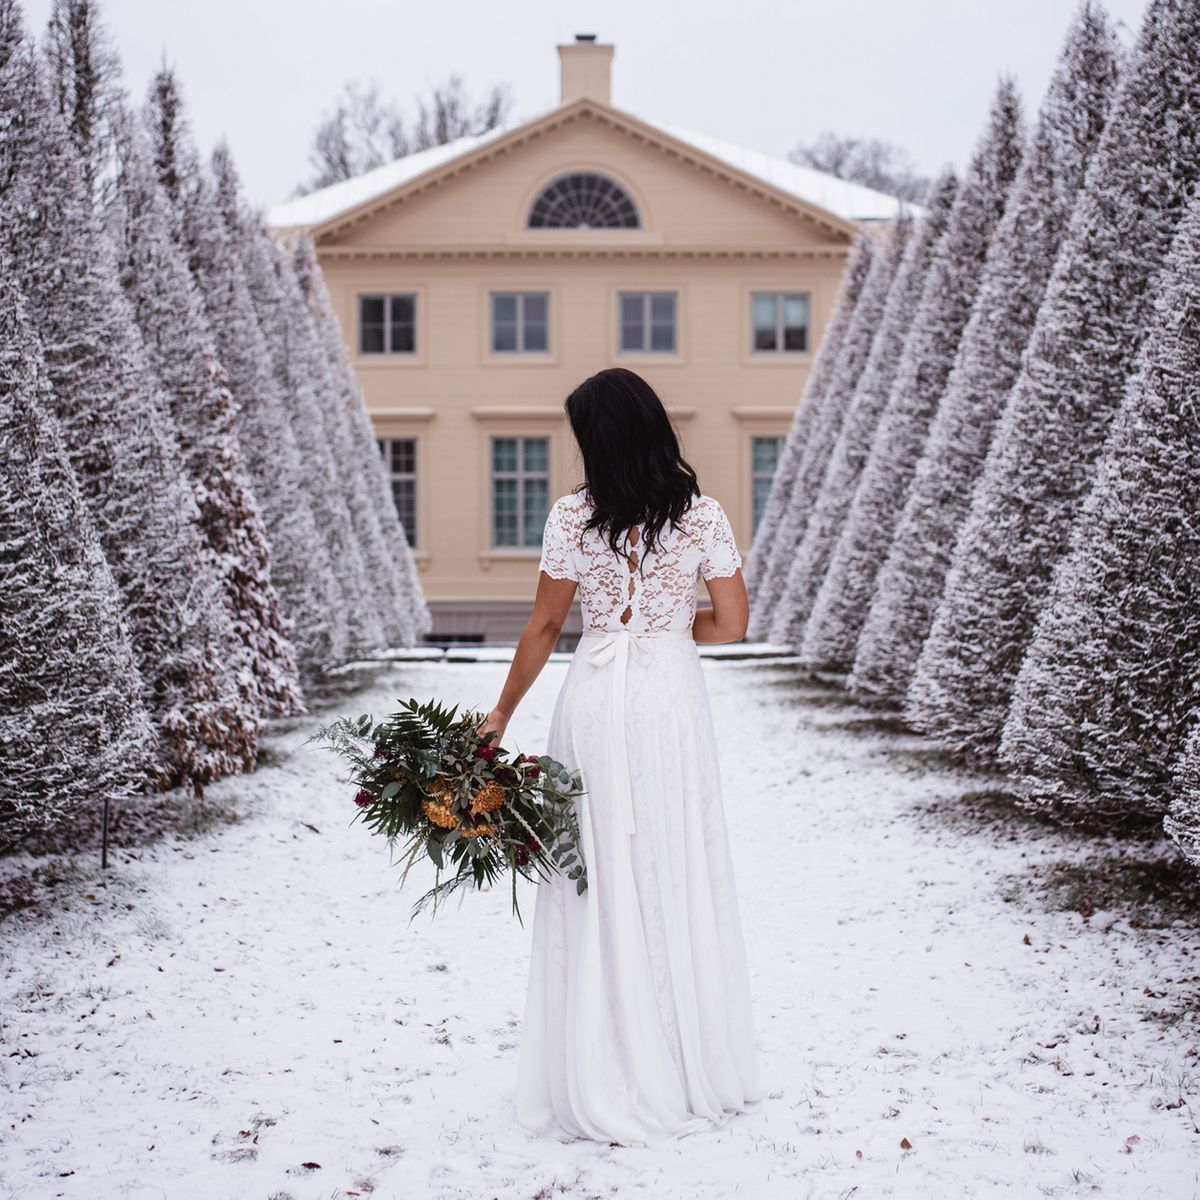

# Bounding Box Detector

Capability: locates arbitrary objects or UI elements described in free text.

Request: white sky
[22,0,1152,211]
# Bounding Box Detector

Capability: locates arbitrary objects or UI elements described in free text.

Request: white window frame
[490,291,550,354]
[378,436,418,548]
[750,435,785,535]
[358,292,417,356]
[490,435,550,548]
[750,291,810,354]
[618,290,677,354]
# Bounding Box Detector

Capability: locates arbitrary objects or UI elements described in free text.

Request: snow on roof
[267,103,913,232]
[267,118,528,230]
[640,116,916,223]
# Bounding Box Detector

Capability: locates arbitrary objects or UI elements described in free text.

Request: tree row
[0,0,429,849]
[747,0,1200,858]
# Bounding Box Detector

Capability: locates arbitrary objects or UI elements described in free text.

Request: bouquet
[311,698,588,922]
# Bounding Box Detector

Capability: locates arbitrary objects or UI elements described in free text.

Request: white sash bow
[577,626,695,837]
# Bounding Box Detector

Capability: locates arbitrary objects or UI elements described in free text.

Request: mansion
[269,35,906,643]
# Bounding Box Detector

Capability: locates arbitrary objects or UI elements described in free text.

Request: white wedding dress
[515,488,764,1147]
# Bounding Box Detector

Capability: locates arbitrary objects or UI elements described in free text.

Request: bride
[478,366,764,1147]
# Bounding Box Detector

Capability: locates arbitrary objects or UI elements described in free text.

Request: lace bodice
[537,490,742,633]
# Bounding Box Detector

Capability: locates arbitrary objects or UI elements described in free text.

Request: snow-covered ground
[2,653,1198,1199]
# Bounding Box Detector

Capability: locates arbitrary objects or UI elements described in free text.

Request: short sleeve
[701,499,742,580]
[538,499,578,581]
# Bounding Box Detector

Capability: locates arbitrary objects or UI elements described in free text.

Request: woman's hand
[476,707,510,747]
[487,575,575,734]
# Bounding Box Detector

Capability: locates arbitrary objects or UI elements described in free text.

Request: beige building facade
[270,36,905,643]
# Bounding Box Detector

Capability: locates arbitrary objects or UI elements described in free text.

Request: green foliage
[309,697,587,924]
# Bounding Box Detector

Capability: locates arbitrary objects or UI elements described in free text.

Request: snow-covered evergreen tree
[144,68,349,679]
[250,222,387,656]
[909,0,1200,764]
[851,7,1120,702]
[744,230,875,631]
[768,169,959,649]
[749,218,912,641]
[1165,721,1200,866]
[41,0,119,206]
[148,67,384,660]
[107,112,302,716]
[209,144,413,651]
[0,255,155,848]
[289,230,432,644]
[0,6,257,788]
[998,185,1200,820]
[803,79,1024,674]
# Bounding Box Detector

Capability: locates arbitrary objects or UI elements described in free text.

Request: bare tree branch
[790,131,931,204]
[297,75,512,196]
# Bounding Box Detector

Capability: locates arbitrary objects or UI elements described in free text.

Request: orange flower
[461,820,497,838]
[470,780,506,815]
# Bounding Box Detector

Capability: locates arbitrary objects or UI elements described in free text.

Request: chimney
[557,33,613,105]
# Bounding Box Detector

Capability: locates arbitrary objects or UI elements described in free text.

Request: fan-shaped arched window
[527,172,640,229]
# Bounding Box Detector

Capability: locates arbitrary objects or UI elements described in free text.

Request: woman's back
[539,490,742,633]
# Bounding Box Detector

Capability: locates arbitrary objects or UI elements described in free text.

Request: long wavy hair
[564,367,700,569]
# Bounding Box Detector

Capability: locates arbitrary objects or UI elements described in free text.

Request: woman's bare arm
[476,573,577,744]
[692,569,749,644]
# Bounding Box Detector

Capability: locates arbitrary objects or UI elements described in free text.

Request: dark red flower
[354,788,374,808]
[515,846,531,868]
[474,743,497,762]
[373,744,388,760]
[495,766,518,786]
[525,835,542,853]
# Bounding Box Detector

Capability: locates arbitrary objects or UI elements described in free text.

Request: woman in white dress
[478,367,763,1147]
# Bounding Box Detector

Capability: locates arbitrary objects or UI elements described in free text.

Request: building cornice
[317,243,849,263]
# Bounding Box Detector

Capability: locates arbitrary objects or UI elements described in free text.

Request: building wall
[311,110,856,640]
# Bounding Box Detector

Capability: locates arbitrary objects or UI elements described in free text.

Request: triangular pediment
[308,98,859,254]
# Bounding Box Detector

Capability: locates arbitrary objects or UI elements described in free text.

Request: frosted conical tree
[255,228,387,655]
[769,169,959,648]
[0,256,155,848]
[909,0,1200,764]
[803,79,1024,673]
[744,230,875,627]
[145,68,348,679]
[851,6,1120,702]
[41,0,119,206]
[1165,722,1200,866]
[290,231,432,644]
[147,66,384,659]
[107,112,302,717]
[0,7,256,788]
[209,143,412,650]
[749,218,912,640]
[998,187,1200,821]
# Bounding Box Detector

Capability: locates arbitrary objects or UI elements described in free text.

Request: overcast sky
[24,0,1152,212]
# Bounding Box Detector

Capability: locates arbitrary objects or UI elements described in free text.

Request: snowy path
[2,654,1198,1200]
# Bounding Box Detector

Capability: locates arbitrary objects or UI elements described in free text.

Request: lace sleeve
[538,499,578,581]
[701,499,742,580]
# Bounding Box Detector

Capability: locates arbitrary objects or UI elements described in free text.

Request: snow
[266,120,531,231]
[2,653,1198,1198]
[267,104,911,232]
[638,116,916,222]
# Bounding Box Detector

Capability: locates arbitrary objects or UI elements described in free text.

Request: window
[528,172,639,228]
[751,292,809,353]
[378,437,417,548]
[619,291,677,353]
[492,436,549,547]
[491,292,549,353]
[751,436,785,535]
[359,294,416,355]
